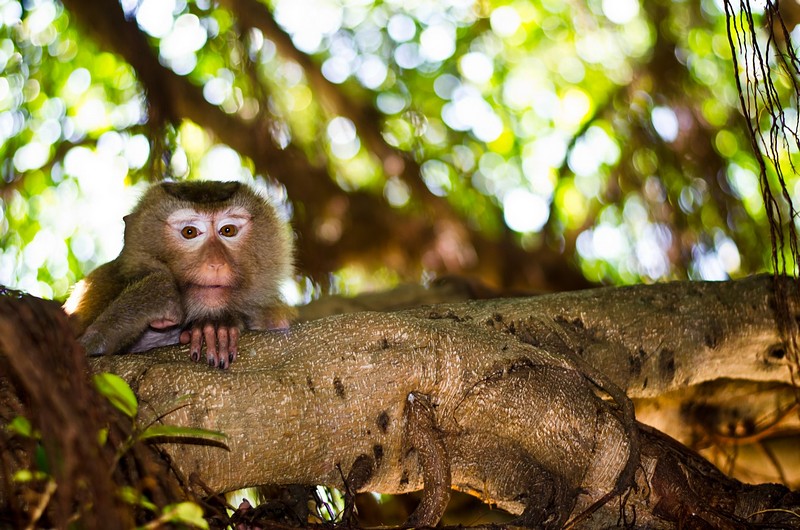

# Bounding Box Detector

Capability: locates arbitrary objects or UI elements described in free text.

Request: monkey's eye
[219,224,238,237]
[181,226,200,239]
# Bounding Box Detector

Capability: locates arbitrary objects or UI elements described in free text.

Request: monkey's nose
[207,263,224,271]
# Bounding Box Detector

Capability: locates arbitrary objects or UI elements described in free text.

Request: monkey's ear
[122,214,136,241]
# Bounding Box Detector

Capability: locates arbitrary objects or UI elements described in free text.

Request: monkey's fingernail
[191,351,199,361]
[229,353,234,363]
[207,357,216,367]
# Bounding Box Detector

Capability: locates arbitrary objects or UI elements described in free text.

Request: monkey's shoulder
[67,259,171,316]
[63,260,123,334]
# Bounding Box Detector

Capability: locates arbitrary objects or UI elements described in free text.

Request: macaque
[63,180,294,369]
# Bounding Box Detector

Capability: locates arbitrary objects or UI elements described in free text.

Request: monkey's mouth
[189,283,233,290]
[188,284,232,307]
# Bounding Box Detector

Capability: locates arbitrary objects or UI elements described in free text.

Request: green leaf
[12,469,48,483]
[12,470,32,483]
[163,502,209,529]
[93,373,138,419]
[118,486,158,512]
[116,485,138,504]
[34,444,49,473]
[97,427,109,446]
[6,416,34,437]
[139,424,228,445]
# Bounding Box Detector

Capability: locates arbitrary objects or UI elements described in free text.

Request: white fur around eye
[217,218,244,228]
[214,206,252,239]
[167,209,212,242]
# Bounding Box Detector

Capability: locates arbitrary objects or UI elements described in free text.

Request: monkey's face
[164,206,252,316]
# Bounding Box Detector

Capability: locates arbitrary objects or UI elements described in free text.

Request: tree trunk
[84,274,800,528]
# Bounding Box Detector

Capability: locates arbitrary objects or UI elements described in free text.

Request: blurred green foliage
[0,0,795,299]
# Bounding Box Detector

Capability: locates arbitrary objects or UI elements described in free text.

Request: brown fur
[64,180,294,368]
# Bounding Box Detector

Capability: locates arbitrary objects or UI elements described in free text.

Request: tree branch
[77,275,799,528]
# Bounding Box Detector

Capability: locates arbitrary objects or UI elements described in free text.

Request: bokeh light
[0,0,786,298]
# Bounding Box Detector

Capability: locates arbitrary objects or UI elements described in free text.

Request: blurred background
[2,0,797,303]
[3,0,800,519]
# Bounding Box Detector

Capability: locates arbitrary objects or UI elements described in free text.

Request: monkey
[63,180,294,369]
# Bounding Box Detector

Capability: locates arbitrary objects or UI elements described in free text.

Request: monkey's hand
[180,321,241,369]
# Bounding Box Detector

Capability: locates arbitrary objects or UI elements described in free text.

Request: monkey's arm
[80,271,183,356]
[64,261,126,337]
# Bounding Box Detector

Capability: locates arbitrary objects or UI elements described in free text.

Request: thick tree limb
[81,275,800,527]
[404,275,792,396]
[299,276,800,468]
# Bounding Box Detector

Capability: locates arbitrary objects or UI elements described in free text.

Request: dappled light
[2,0,800,297]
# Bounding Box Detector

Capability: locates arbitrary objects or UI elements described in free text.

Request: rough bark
[300,276,800,484]
[0,292,187,528]
[81,275,800,528]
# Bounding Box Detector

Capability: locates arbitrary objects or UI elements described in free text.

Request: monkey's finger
[189,327,203,362]
[203,323,218,367]
[216,327,230,369]
[229,326,240,363]
[180,330,191,345]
